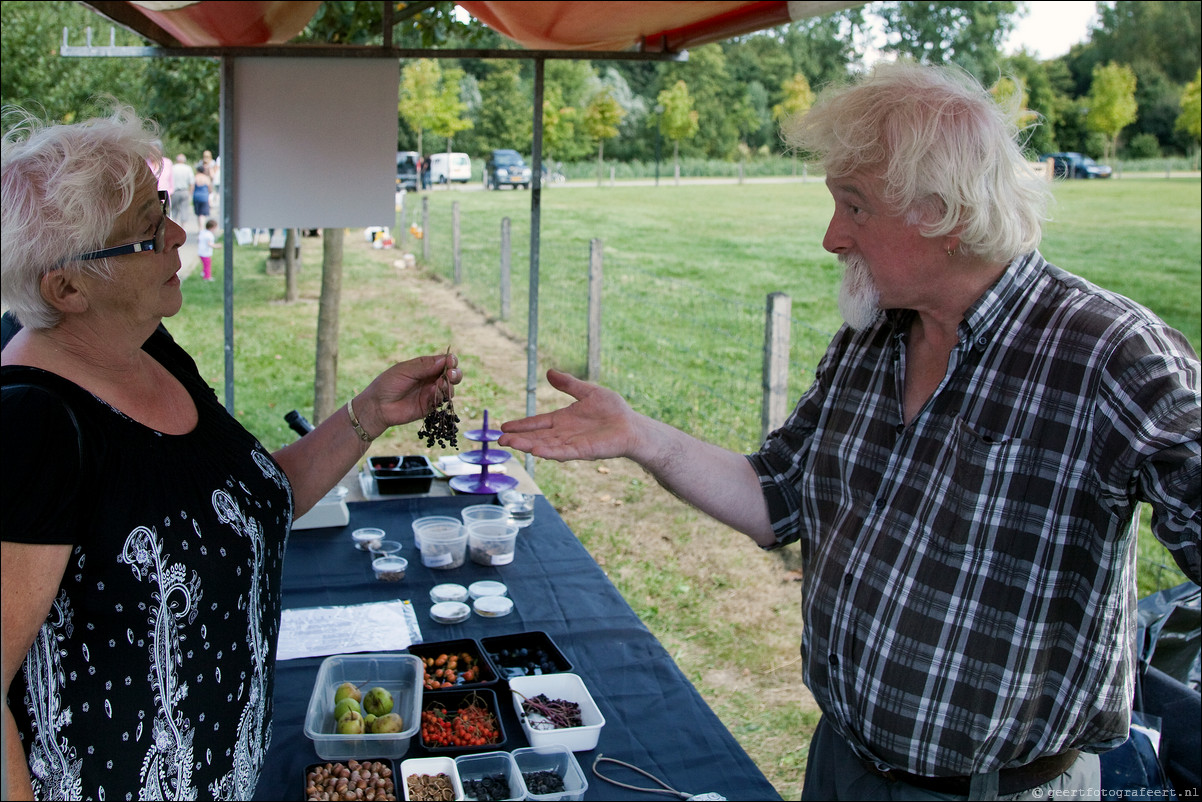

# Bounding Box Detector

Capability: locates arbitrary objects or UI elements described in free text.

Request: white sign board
[230,58,398,229]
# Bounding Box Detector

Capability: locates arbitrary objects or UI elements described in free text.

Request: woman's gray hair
[2,99,164,330]
[782,61,1051,263]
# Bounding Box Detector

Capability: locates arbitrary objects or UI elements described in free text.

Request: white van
[428,152,471,184]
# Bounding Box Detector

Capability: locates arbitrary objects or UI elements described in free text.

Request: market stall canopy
[84,1,864,52]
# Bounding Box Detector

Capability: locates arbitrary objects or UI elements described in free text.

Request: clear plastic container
[473,596,513,618]
[352,527,386,551]
[430,584,470,604]
[303,653,422,760]
[411,515,461,551]
[460,504,510,529]
[455,751,525,801]
[467,581,508,600]
[370,540,403,559]
[430,602,471,625]
[499,489,535,528]
[419,520,468,570]
[372,556,407,582]
[468,522,518,567]
[511,745,588,801]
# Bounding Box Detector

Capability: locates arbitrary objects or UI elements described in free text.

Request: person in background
[197,217,218,281]
[498,61,1200,801]
[1,100,462,800]
[170,153,194,227]
[192,162,211,233]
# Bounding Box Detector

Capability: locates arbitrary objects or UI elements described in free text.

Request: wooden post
[452,201,461,284]
[762,292,792,441]
[500,217,511,320]
[587,238,603,382]
[421,195,430,262]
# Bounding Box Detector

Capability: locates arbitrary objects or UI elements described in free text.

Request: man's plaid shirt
[749,251,1200,777]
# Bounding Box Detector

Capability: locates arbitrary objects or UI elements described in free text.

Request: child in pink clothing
[197,219,217,280]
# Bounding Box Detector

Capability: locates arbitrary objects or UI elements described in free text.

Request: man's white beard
[838,253,883,331]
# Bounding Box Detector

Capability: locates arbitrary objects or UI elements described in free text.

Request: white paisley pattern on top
[207,489,268,801]
[120,525,202,801]
[23,591,83,801]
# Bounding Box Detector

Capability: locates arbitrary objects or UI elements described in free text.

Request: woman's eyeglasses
[71,191,170,261]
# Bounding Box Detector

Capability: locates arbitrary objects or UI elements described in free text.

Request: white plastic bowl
[400,756,465,801]
[508,673,605,752]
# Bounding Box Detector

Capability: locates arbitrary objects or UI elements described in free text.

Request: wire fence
[412,197,835,453]
[409,193,1191,594]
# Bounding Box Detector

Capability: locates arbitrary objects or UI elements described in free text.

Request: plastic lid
[351,528,386,550]
[430,601,471,624]
[473,596,514,618]
[372,556,408,580]
[468,581,508,600]
[430,583,469,604]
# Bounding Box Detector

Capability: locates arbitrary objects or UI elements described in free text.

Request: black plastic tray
[480,631,573,679]
[369,455,436,495]
[419,687,508,755]
[408,638,499,691]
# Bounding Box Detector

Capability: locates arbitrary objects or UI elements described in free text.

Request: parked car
[1042,152,1113,179]
[484,149,532,190]
[396,150,419,191]
[429,152,472,184]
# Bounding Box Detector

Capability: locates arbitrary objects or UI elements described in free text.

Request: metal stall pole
[524,57,546,479]
[221,56,236,413]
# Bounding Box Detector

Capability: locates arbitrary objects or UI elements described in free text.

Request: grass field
[166,175,1200,797]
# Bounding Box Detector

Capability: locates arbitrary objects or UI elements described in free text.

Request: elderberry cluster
[418,399,460,449]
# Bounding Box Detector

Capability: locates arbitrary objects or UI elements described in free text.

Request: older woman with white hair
[1,100,460,800]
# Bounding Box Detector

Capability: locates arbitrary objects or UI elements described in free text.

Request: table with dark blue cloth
[256,493,783,801]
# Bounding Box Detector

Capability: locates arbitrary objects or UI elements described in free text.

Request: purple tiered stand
[448,409,520,495]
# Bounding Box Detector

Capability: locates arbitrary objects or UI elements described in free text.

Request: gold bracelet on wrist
[346,396,374,443]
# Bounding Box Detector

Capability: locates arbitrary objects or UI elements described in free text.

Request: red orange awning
[84,1,863,51]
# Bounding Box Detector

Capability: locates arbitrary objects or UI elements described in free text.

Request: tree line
[2,1,1199,169]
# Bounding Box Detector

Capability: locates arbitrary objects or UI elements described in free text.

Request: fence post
[500,217,511,320]
[738,163,744,184]
[762,292,792,441]
[421,195,430,262]
[587,238,603,382]
[452,201,462,284]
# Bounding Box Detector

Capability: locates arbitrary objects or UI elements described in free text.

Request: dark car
[396,150,419,191]
[1043,152,1113,179]
[484,149,532,190]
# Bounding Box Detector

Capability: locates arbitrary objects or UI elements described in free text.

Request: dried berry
[418,347,459,449]
[522,770,565,795]
[418,396,459,449]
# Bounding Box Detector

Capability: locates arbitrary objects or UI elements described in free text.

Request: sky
[1004,1,1100,59]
